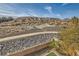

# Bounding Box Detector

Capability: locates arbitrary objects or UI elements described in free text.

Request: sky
[0,3,79,19]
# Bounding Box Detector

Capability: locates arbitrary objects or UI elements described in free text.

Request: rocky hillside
[0,16,78,38]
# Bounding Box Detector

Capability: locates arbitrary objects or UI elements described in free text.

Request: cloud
[44,6,53,14]
[44,6,62,18]
[0,3,40,17]
[0,4,62,18]
[27,9,38,17]
[56,14,63,18]
[0,4,18,16]
[0,4,37,17]
[61,3,68,6]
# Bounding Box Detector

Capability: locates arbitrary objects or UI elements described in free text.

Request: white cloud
[44,6,62,18]
[62,3,68,6]
[27,9,38,17]
[44,6,53,14]
[56,14,62,17]
[45,6,52,11]
[0,4,62,18]
[0,4,18,16]
[0,4,39,17]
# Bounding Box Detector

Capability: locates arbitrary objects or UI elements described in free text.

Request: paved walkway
[0,31,59,42]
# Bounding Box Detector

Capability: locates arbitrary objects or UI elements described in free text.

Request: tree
[70,16,79,27]
[7,17,14,21]
[0,16,14,23]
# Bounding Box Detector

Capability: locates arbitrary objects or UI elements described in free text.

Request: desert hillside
[0,16,79,38]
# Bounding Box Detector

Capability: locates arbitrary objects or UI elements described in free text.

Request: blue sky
[0,3,79,18]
